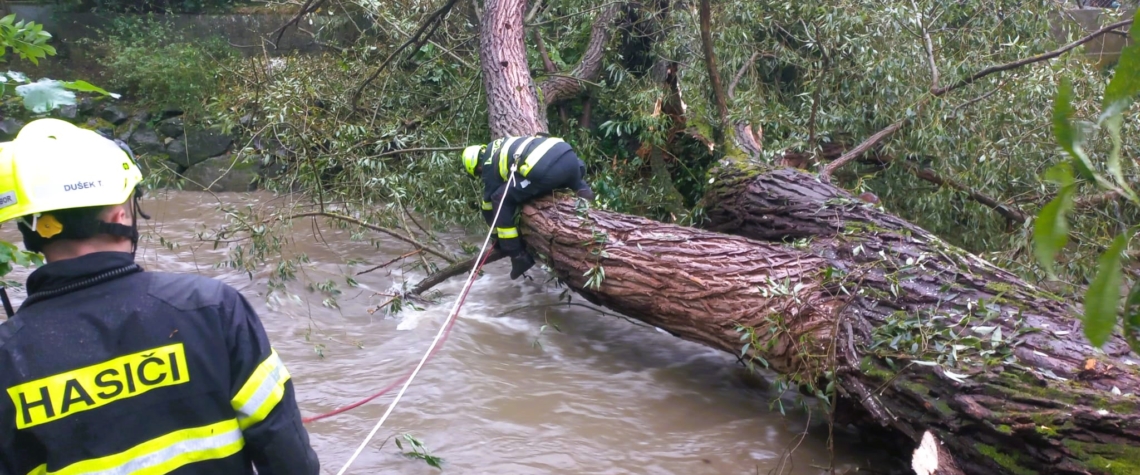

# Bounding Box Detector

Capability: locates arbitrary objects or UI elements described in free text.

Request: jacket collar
[26,251,139,295]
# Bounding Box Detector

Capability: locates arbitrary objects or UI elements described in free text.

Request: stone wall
[0,101,263,193]
[3,3,363,58]
[1049,7,1137,67]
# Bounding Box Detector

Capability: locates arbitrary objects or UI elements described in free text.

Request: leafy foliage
[0,14,55,65]
[86,16,236,115]
[1033,9,1139,353]
[394,433,443,470]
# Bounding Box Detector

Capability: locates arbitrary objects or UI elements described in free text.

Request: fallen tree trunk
[698,164,1140,474]
[516,166,1140,474]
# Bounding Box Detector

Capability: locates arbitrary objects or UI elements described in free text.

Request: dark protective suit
[478,135,593,278]
[0,251,320,475]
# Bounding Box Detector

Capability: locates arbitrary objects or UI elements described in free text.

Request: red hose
[303,249,496,424]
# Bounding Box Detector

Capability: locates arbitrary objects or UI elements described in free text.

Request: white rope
[336,165,517,474]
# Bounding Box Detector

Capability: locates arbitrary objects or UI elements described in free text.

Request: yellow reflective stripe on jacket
[510,136,539,172]
[231,349,290,430]
[481,201,493,211]
[497,137,522,180]
[26,419,243,475]
[519,138,564,177]
[496,227,519,239]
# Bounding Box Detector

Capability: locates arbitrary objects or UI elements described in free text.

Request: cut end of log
[912,431,964,475]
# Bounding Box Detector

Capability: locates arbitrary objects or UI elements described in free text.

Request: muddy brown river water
[1,190,895,474]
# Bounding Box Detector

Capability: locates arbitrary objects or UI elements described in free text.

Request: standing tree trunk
[480,0,546,137]
[698,0,729,146]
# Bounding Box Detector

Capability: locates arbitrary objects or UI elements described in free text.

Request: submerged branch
[288,211,455,262]
[357,249,424,276]
[408,249,506,296]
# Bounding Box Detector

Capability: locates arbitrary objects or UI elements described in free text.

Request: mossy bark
[513,162,1139,475]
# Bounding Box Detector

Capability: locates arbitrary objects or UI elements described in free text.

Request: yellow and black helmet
[461,145,485,177]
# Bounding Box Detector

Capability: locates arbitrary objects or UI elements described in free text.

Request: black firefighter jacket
[0,251,320,475]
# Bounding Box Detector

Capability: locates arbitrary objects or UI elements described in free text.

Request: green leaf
[1101,9,1140,118]
[1033,186,1074,277]
[1082,234,1128,348]
[1044,162,1075,188]
[14,79,76,113]
[1103,112,1130,195]
[1124,279,1140,355]
[1053,79,1095,180]
[61,80,115,97]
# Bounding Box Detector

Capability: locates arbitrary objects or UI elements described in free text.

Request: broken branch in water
[366,248,506,315]
[288,211,455,263]
[408,249,506,297]
[357,249,425,276]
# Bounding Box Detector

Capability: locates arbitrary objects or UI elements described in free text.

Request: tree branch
[933,18,1133,96]
[409,249,506,296]
[357,249,424,276]
[533,29,558,73]
[899,160,1028,224]
[379,15,476,70]
[350,0,464,110]
[820,120,906,182]
[289,212,455,262]
[367,146,467,160]
[524,0,545,23]
[952,79,1008,114]
[911,0,940,91]
[269,0,327,49]
[728,51,759,100]
[536,4,622,107]
[533,29,570,124]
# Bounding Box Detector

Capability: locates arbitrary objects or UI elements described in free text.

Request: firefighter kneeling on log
[462,134,594,280]
[0,119,319,474]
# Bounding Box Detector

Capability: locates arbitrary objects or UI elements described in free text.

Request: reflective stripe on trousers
[496,227,519,239]
[27,420,244,475]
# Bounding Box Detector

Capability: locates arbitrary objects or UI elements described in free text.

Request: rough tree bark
[517,168,1139,474]
[481,0,546,136]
